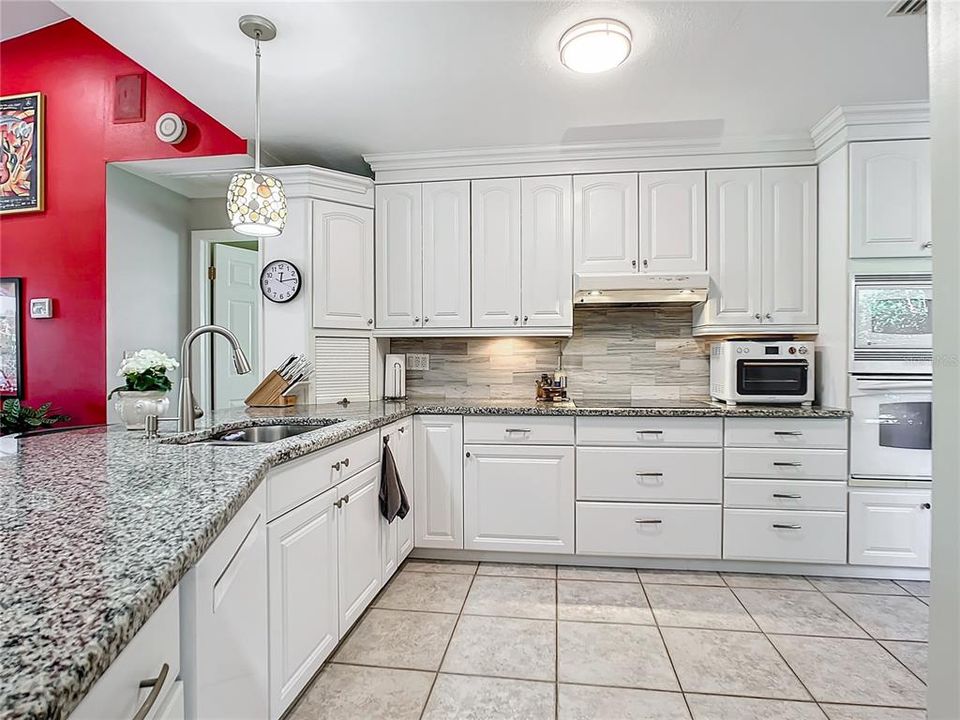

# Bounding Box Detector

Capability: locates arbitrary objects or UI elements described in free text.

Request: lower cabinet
[414,415,464,549]
[723,508,847,564]
[338,464,383,634]
[576,502,722,558]
[381,418,415,583]
[463,444,575,553]
[848,489,932,568]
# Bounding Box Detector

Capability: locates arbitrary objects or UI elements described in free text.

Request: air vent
[854,350,933,361]
[887,0,926,16]
[853,272,931,284]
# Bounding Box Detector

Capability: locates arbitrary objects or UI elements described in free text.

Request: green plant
[107,349,179,398]
[1,399,70,436]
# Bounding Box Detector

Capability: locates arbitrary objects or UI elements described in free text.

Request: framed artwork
[1,92,44,215]
[0,278,22,398]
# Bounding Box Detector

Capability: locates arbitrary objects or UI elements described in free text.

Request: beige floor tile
[558,579,654,625]
[441,615,556,681]
[807,577,908,595]
[827,593,928,641]
[662,627,809,700]
[421,674,555,720]
[558,565,640,583]
[894,580,931,598]
[646,585,758,631]
[558,620,679,691]
[403,559,478,575]
[880,640,928,681]
[375,570,472,613]
[721,573,815,591]
[769,635,927,707]
[734,588,867,638]
[685,694,827,720]
[477,561,557,578]
[821,705,927,720]
[333,609,456,670]
[463,575,556,619]
[288,664,433,720]
[558,684,690,720]
[639,570,725,586]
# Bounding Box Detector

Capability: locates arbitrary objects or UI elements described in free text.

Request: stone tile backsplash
[391,307,711,401]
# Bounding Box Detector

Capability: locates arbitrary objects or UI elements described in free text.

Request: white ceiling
[1,0,68,41]
[55,1,927,176]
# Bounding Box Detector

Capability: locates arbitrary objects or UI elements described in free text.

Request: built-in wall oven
[851,273,932,374]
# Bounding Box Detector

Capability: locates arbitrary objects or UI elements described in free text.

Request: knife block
[245,371,298,408]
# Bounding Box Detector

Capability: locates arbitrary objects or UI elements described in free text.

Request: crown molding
[811,101,930,162]
[270,165,374,207]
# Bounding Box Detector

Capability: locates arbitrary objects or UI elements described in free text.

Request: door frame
[190,230,265,412]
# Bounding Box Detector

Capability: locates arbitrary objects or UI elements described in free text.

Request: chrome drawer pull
[636,430,663,435]
[635,472,664,477]
[772,493,802,499]
[772,523,802,530]
[773,462,802,467]
[505,428,531,433]
[634,519,663,524]
[132,663,169,720]
[774,431,803,436]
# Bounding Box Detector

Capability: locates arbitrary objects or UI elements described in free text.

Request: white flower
[117,349,179,377]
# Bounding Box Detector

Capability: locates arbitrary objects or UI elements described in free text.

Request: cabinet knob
[424,316,430,323]
[921,502,931,510]
[342,494,350,504]
[465,451,471,458]
[631,259,637,268]
[342,457,350,468]
[332,461,341,471]
[642,259,648,268]
[398,426,405,434]
[523,315,529,324]
[922,241,932,250]
[755,313,762,320]
[414,317,420,324]
[765,313,772,320]
[367,318,373,325]
[514,316,519,324]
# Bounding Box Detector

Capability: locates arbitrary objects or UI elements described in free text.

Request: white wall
[189,197,230,231]
[105,166,191,423]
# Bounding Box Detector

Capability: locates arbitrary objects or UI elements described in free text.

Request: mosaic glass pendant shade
[227,171,286,236]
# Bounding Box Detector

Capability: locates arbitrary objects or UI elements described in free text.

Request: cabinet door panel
[394,419,416,561]
[338,465,383,635]
[423,181,471,328]
[640,170,706,272]
[414,415,464,549]
[312,201,374,329]
[375,184,422,328]
[573,173,639,273]
[849,490,931,568]
[521,176,573,327]
[762,167,817,325]
[472,178,521,327]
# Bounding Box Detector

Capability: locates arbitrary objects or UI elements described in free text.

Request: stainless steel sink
[197,420,339,445]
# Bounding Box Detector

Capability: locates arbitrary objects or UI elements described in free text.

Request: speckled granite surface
[0,399,848,719]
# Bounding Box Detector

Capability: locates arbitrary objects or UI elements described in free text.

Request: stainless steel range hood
[574,272,709,306]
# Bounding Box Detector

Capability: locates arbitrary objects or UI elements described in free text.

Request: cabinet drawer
[577,448,722,503]
[723,509,847,563]
[464,415,574,445]
[576,502,721,558]
[724,478,847,511]
[268,431,379,521]
[725,418,847,449]
[724,448,848,481]
[576,416,722,447]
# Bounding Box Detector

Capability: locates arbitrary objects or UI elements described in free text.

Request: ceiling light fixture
[227,14,286,237]
[559,18,632,74]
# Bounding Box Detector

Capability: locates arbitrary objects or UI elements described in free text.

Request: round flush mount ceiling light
[559,18,632,73]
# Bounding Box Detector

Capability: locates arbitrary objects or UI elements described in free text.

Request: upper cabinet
[375,184,423,329]
[521,176,573,327]
[422,182,471,328]
[574,173,639,273]
[312,201,374,330]
[849,140,931,258]
[639,170,706,273]
[472,178,522,327]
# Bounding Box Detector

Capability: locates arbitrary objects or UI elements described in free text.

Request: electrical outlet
[406,353,430,371]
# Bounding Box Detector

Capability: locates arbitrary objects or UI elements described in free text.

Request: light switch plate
[406,353,430,371]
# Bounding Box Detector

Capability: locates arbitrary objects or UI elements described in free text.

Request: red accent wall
[0,20,245,424]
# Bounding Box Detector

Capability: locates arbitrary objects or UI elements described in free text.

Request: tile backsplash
[391,307,711,401]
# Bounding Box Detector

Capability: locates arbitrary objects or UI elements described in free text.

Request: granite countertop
[0,398,848,719]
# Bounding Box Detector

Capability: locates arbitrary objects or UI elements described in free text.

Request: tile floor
[288,561,930,720]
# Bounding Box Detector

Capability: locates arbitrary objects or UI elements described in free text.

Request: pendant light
[227,15,287,237]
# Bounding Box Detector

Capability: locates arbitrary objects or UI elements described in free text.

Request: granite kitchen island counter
[0,398,848,719]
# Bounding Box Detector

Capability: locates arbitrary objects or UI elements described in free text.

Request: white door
[337,464,382,634]
[573,173,639,273]
[850,140,931,258]
[212,243,260,408]
[463,444,574,554]
[375,184,423,328]
[267,486,338,720]
[521,176,573,328]
[394,419,416,561]
[422,181,471,328]
[849,489,931,568]
[761,166,818,326]
[699,169,763,327]
[414,415,464,549]
[312,200,374,330]
[472,178,522,327]
[639,170,706,273]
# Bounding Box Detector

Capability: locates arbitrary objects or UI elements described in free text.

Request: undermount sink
[198,420,340,445]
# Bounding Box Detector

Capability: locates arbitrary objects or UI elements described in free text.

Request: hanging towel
[380,439,410,522]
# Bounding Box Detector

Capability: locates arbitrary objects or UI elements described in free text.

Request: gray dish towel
[380,440,410,522]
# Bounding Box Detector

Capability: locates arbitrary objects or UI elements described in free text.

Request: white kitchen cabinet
[375,183,423,328]
[180,485,267,720]
[338,464,383,634]
[414,415,464,549]
[381,418,415,582]
[574,173,639,273]
[639,170,706,273]
[463,444,575,554]
[422,181,471,328]
[850,140,931,258]
[521,175,573,328]
[723,508,847,564]
[312,200,374,330]
[267,486,339,720]
[849,489,931,568]
[472,178,522,327]
[577,502,722,558]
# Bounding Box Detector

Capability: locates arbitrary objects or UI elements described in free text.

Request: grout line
[636,576,693,718]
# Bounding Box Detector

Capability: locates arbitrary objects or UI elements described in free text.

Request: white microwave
[851,273,932,374]
[710,340,815,405]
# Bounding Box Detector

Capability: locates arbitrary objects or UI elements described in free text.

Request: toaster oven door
[736,359,810,397]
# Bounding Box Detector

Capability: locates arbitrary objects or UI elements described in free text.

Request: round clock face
[260,260,302,303]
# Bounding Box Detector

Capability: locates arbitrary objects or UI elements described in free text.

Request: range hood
[574,272,709,306]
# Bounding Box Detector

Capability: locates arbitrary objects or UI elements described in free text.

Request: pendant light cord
[254,32,262,172]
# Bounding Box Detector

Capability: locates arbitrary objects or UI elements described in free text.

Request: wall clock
[260,260,302,303]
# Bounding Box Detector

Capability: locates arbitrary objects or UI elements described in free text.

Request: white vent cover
[887,0,926,16]
[313,336,371,404]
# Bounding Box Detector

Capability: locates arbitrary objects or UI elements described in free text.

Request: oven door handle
[852,379,932,392]
[738,361,809,367]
